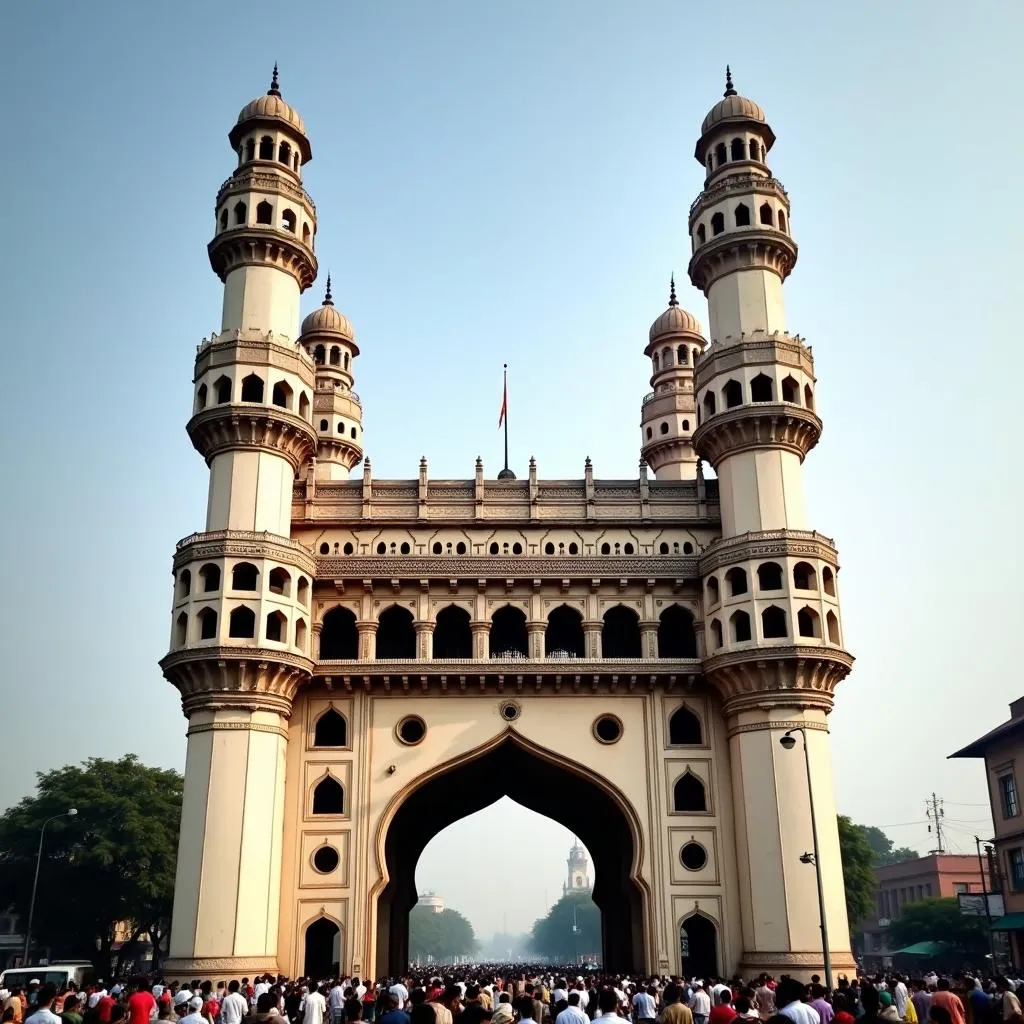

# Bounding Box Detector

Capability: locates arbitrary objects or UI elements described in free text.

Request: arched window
[295,618,307,651]
[661,347,671,366]
[709,619,723,649]
[256,200,273,225]
[730,137,745,160]
[546,605,585,658]
[757,562,784,591]
[296,577,309,606]
[319,543,329,554]
[697,224,706,244]
[456,542,467,554]
[432,542,442,554]
[682,419,690,431]
[313,344,325,365]
[174,612,188,646]
[266,610,286,643]
[214,376,232,404]
[543,542,555,555]
[797,607,821,638]
[601,606,641,658]
[781,376,799,403]
[623,542,635,554]
[319,419,328,431]
[314,708,348,747]
[302,222,311,245]
[376,606,416,659]
[760,202,774,226]
[294,152,300,171]
[304,917,340,979]
[433,605,472,659]
[730,609,751,643]
[706,576,719,605]
[673,772,707,812]
[600,542,611,555]
[400,542,410,555]
[513,542,524,554]
[197,607,218,640]
[219,208,228,231]
[351,426,357,439]
[199,563,220,592]
[321,607,358,659]
[268,567,290,596]
[645,426,653,440]
[278,140,291,165]
[231,562,258,591]
[490,606,528,658]
[342,543,353,555]
[822,566,836,596]
[683,541,693,553]
[677,345,688,364]
[233,201,246,226]
[660,422,669,435]
[344,353,350,369]
[714,142,727,166]
[281,208,296,232]
[659,542,669,555]
[826,610,840,644]
[721,568,747,599]
[804,384,814,410]
[330,346,341,366]
[761,606,788,638]
[681,913,718,980]
[723,379,742,408]
[312,775,344,815]
[245,138,255,162]
[793,562,817,590]
[711,212,725,236]
[750,139,761,161]
[658,606,697,658]
[195,383,208,412]
[669,706,702,745]
[652,353,660,372]
[259,136,274,160]
[568,542,579,554]
[338,423,346,435]
[241,374,264,402]
[489,542,499,555]
[228,605,256,638]
[735,203,751,227]
[750,373,773,402]
[703,392,716,418]
[272,381,293,409]
[299,392,310,419]
[779,210,787,233]
[177,568,192,599]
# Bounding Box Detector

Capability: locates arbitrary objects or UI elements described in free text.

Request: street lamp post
[779,729,832,989]
[23,808,77,964]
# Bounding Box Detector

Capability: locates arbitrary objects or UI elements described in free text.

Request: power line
[926,793,946,853]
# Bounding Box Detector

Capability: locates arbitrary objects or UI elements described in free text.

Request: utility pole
[926,793,946,854]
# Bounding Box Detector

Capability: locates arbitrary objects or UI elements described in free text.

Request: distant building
[854,854,988,965]
[952,698,1024,965]
[564,841,592,894]
[419,893,445,914]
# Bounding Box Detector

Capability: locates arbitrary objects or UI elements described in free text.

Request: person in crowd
[558,992,589,1024]
[776,979,819,1024]
[931,981,966,1024]
[59,995,83,1024]
[304,986,328,1024]
[807,987,832,1024]
[633,986,658,1024]
[24,985,60,1024]
[708,990,735,1024]
[690,984,711,1024]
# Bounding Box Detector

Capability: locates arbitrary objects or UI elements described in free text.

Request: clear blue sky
[2,0,1022,937]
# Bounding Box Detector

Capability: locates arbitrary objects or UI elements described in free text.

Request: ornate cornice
[692,403,821,468]
[702,645,854,715]
[698,529,839,575]
[194,334,316,386]
[693,334,814,383]
[726,718,829,738]
[163,955,280,978]
[173,529,316,575]
[687,230,798,295]
[688,174,790,223]
[186,404,317,471]
[186,720,290,741]
[317,437,364,469]
[641,438,699,474]
[215,168,316,217]
[739,950,858,970]
[207,227,317,291]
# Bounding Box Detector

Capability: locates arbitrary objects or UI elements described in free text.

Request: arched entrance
[305,916,341,979]
[375,733,647,973]
[680,913,718,980]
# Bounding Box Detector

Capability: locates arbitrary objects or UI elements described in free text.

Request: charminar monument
[160,66,856,982]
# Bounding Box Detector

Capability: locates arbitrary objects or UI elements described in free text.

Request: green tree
[409,906,477,962]
[862,826,919,866]
[887,897,988,959]
[837,815,877,925]
[530,892,600,963]
[0,755,183,970]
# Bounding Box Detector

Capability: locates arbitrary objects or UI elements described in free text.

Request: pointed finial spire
[724,65,736,98]
[323,274,333,306]
[268,63,281,97]
[669,274,678,307]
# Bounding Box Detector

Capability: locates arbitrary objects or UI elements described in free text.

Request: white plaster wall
[206,451,294,534]
[715,450,807,536]
[708,271,787,343]
[222,266,301,339]
[315,460,353,481]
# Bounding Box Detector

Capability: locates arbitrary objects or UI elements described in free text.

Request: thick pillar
[471,621,490,660]
[527,621,546,659]
[583,620,602,659]
[357,620,378,659]
[415,620,434,659]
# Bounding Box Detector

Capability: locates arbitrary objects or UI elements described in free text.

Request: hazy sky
[2,0,1022,941]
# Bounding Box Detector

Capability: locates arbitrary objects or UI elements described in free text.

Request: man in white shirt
[180,997,207,1024]
[304,984,328,1024]
[552,981,569,1007]
[689,984,711,1024]
[88,988,107,1010]
[632,986,657,1024]
[328,981,346,1024]
[221,982,249,1024]
[556,993,589,1024]
[389,982,409,1011]
[777,980,820,1024]
[255,978,272,1004]
[574,983,590,1013]
[892,978,909,1021]
[24,986,61,1024]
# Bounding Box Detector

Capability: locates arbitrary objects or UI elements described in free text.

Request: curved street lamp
[779,729,832,989]
[23,808,78,964]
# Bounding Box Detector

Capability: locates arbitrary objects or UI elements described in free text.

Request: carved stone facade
[161,69,857,983]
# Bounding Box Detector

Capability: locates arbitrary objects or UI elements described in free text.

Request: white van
[0,963,94,991]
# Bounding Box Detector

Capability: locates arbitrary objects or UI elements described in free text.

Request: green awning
[893,941,952,955]
[991,913,1024,931]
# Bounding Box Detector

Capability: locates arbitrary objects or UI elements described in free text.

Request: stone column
[470,620,490,660]
[639,620,659,659]
[526,621,546,660]
[582,620,603,659]
[311,622,323,660]
[356,620,378,659]
[414,620,434,660]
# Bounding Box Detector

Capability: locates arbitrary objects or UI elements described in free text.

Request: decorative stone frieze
[698,529,838,575]
[207,226,317,290]
[688,230,798,294]
[173,529,316,575]
[692,403,821,468]
[195,333,316,383]
[187,404,317,469]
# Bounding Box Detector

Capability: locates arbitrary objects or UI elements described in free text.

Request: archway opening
[376,735,646,974]
[433,605,472,659]
[546,604,585,657]
[304,917,341,979]
[680,913,718,980]
[377,606,416,659]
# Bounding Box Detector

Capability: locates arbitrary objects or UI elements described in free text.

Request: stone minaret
[160,69,319,979]
[564,840,591,893]
[640,275,706,479]
[689,69,856,978]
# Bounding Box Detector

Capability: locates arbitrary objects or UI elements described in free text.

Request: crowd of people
[3,968,1024,1024]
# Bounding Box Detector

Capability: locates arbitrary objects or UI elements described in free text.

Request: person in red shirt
[709,990,737,1024]
[127,980,157,1024]
[96,993,116,1024]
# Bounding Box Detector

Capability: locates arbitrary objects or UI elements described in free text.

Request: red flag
[498,369,507,427]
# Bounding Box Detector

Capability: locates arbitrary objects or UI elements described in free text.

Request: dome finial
[268,63,281,97]
[724,65,736,98]
[323,274,333,306]
[669,274,678,307]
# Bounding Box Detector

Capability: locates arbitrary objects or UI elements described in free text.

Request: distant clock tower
[564,840,592,894]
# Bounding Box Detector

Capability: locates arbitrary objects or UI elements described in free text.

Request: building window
[952,882,969,895]
[1009,849,1024,891]
[1001,774,1020,818]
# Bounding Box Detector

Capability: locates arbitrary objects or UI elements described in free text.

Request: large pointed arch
[371,729,649,974]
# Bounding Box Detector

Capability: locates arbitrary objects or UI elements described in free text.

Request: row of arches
[195,372,312,417]
[696,202,787,244]
[179,605,308,648]
[652,344,701,372]
[319,603,698,660]
[699,373,813,419]
[645,419,691,440]
[318,418,359,440]
[238,133,302,173]
[707,604,840,648]
[220,200,313,246]
[177,563,310,604]
[311,344,351,369]
[706,561,835,603]
[317,539,696,556]
[707,136,765,171]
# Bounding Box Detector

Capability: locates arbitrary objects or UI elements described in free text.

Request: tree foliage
[837,815,877,925]
[409,906,477,962]
[530,892,600,963]
[862,825,919,866]
[887,897,989,958]
[0,755,183,969]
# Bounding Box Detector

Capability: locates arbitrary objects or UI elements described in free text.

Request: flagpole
[503,363,509,474]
